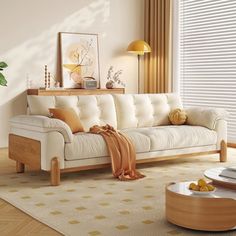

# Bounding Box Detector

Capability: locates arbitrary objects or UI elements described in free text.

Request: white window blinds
[179,0,236,143]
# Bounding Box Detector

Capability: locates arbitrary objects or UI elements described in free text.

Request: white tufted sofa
[9,93,228,185]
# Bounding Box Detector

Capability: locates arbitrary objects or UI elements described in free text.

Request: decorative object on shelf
[48,72,51,89]
[43,65,60,90]
[44,65,48,88]
[127,40,151,93]
[59,32,100,89]
[105,66,124,89]
[81,77,97,89]
[0,61,8,87]
[54,81,60,88]
[50,74,62,90]
[106,80,114,89]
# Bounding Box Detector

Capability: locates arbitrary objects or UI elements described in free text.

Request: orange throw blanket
[90,124,145,181]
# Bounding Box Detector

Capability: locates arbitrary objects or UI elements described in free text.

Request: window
[178,0,236,143]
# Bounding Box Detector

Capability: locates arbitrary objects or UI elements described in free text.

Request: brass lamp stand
[127,40,151,93]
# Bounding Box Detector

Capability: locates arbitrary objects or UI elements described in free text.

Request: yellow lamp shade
[127,40,151,55]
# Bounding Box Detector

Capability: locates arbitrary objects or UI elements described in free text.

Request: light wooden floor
[0,148,61,236]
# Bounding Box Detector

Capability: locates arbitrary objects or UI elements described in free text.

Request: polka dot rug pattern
[0,150,236,236]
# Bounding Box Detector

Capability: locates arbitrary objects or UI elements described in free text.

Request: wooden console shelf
[27,88,125,96]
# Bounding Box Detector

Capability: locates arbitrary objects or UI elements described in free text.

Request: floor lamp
[127,40,151,93]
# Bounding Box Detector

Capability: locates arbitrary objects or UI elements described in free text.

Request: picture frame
[59,32,100,89]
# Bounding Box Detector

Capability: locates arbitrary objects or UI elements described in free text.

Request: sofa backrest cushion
[113,93,183,129]
[27,96,55,116]
[27,93,182,131]
[27,95,117,132]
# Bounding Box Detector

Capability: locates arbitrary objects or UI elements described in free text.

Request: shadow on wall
[0,91,27,146]
[0,0,110,147]
[0,0,110,107]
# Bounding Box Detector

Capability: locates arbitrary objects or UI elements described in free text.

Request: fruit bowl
[189,188,216,195]
[188,179,216,195]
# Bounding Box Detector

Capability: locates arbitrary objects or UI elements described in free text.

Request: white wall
[0,0,144,147]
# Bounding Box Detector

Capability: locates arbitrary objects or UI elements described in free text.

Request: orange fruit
[198,179,207,187]
[206,184,215,191]
[200,186,208,192]
[189,183,197,190]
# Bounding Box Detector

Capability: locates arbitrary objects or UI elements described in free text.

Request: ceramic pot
[106,80,114,89]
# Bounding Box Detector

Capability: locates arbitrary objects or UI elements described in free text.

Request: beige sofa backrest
[113,94,182,129]
[27,94,117,132]
[27,93,182,131]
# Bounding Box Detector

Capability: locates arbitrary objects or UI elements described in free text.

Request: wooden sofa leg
[220,140,227,162]
[51,157,60,186]
[16,161,25,173]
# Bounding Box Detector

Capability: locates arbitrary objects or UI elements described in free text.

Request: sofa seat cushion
[65,131,151,161]
[65,125,217,161]
[123,125,217,152]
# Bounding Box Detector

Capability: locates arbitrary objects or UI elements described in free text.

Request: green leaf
[0,62,8,69]
[0,72,7,86]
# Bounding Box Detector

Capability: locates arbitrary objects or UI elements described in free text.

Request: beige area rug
[1,150,236,236]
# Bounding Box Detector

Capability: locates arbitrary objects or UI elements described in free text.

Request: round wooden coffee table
[166,181,236,231]
[204,167,236,190]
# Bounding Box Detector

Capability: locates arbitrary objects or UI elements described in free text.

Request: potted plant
[106,66,125,89]
[0,61,8,86]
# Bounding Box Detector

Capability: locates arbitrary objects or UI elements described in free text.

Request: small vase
[106,80,114,89]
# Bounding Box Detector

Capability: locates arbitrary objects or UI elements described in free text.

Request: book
[226,166,236,172]
[219,169,236,180]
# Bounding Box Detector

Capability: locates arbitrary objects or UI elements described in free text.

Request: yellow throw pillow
[169,108,187,125]
[49,108,84,133]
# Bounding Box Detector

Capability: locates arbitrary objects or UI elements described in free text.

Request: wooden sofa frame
[8,134,227,186]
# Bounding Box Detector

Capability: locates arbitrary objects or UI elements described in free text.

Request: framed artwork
[59,32,100,88]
